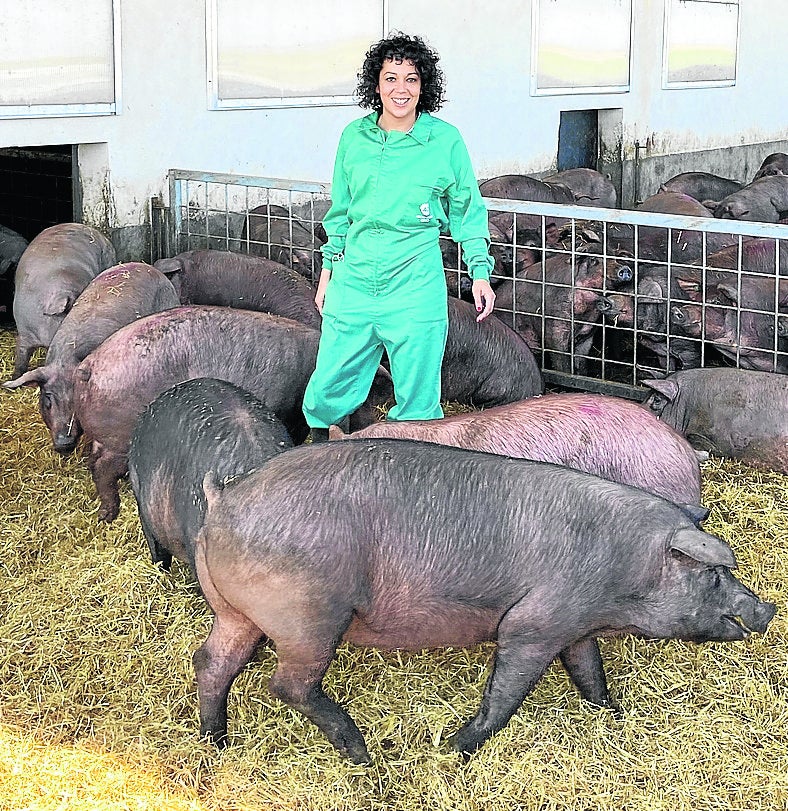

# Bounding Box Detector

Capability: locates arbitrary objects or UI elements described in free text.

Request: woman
[303,33,496,441]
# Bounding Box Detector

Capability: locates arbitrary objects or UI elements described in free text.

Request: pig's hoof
[341,742,372,766]
[447,726,484,759]
[97,504,119,523]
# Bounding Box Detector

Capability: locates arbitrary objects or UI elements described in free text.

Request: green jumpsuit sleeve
[446,137,494,282]
[320,131,352,272]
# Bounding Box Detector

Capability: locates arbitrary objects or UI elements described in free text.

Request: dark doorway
[0,145,77,326]
[0,145,76,242]
[558,110,599,171]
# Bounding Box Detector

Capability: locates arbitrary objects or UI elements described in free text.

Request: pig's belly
[344,601,503,650]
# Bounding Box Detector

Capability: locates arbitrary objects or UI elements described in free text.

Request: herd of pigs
[1,152,787,763]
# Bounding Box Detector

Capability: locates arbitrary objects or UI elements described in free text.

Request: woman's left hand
[472,278,496,322]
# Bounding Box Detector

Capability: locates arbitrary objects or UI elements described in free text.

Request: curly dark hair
[356,33,445,114]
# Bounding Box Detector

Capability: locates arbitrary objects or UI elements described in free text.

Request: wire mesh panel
[166,169,787,397]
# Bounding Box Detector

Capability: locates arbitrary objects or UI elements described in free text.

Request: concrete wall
[0,0,785,259]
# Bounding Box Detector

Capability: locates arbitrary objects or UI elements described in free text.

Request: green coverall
[302,111,493,427]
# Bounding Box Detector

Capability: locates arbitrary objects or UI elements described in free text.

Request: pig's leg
[193,610,265,746]
[559,637,619,711]
[87,443,127,523]
[449,594,574,756]
[138,509,173,571]
[13,340,35,379]
[449,634,559,756]
[269,631,370,765]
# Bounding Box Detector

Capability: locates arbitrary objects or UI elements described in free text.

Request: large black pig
[11,222,117,377]
[128,377,293,576]
[338,392,702,505]
[542,168,617,208]
[154,249,321,329]
[479,174,575,204]
[705,176,788,222]
[752,152,788,181]
[193,439,774,763]
[4,262,179,451]
[659,172,743,203]
[642,367,788,473]
[72,306,385,522]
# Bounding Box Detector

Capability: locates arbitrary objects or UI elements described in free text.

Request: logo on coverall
[418,202,433,223]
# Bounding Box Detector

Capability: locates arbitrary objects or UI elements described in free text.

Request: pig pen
[0,331,786,811]
[163,170,788,398]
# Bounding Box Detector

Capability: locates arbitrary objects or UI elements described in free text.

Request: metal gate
[159,168,788,398]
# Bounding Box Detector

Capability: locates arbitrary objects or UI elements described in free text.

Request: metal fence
[162,168,787,398]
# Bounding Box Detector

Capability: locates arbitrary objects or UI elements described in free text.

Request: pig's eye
[707,567,722,588]
[41,393,53,410]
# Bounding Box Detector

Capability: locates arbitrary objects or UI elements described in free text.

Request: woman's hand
[314,269,332,314]
[472,278,496,322]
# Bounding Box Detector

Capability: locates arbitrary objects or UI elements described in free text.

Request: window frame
[0,0,121,120]
[530,0,633,97]
[206,0,389,111]
[662,0,739,90]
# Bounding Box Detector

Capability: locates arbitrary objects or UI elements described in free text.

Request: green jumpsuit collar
[360,111,435,145]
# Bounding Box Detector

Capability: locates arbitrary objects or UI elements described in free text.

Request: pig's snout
[735,599,777,635]
[597,295,621,318]
[615,264,633,283]
[52,417,81,454]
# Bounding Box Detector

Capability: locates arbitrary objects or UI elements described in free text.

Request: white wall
[0,0,785,232]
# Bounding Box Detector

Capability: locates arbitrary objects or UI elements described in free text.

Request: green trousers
[303,263,448,428]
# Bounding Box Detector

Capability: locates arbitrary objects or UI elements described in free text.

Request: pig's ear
[701,199,719,211]
[676,277,700,296]
[641,378,679,401]
[670,527,736,568]
[3,367,48,390]
[43,292,73,316]
[154,258,183,276]
[678,504,711,526]
[715,283,739,304]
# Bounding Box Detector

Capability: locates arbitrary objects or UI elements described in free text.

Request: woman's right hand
[314,269,332,314]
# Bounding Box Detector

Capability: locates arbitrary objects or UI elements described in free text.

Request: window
[207,0,388,110]
[531,0,632,96]
[0,0,120,119]
[663,0,739,88]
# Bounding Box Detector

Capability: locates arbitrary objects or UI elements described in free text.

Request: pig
[3,262,180,452]
[642,367,788,473]
[11,222,117,377]
[240,204,324,281]
[0,223,28,277]
[670,280,788,374]
[479,174,575,204]
[480,175,575,255]
[704,175,788,222]
[338,392,702,505]
[606,192,728,264]
[193,438,774,762]
[128,377,293,577]
[703,237,788,276]
[752,152,788,181]
[153,249,321,329]
[542,168,618,209]
[442,215,535,299]
[373,297,543,411]
[596,265,706,372]
[658,172,743,203]
[72,306,385,522]
[494,244,634,374]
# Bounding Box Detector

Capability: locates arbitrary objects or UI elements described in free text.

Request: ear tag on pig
[670,527,736,569]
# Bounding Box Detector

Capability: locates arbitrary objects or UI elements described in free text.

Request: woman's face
[376,58,421,131]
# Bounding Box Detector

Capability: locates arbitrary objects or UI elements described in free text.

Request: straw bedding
[0,329,786,811]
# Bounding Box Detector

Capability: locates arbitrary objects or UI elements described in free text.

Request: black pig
[193,439,774,762]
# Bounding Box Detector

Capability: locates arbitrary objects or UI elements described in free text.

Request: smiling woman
[302,33,497,441]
